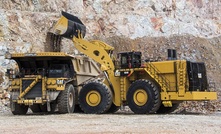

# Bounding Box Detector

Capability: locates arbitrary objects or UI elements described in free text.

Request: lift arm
[51,11,115,72]
[51,12,122,106]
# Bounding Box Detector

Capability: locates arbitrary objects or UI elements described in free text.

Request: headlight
[47,80,51,85]
[11,81,16,85]
[52,80,56,85]
[47,80,57,85]
[56,79,64,85]
[15,80,20,86]
[11,80,20,86]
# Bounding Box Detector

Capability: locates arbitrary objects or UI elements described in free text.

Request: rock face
[0,0,221,90]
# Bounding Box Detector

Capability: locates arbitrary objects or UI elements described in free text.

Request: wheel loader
[49,11,217,114]
[6,11,217,115]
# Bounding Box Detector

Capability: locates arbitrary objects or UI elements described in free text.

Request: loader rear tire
[156,103,180,114]
[127,79,161,114]
[79,81,112,114]
[57,84,75,114]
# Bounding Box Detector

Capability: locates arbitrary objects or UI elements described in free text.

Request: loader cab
[118,51,142,69]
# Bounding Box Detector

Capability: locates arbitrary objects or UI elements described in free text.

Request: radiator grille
[22,80,42,99]
[187,61,208,91]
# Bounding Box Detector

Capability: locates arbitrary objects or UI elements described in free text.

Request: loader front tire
[57,84,75,114]
[79,81,112,114]
[127,79,161,114]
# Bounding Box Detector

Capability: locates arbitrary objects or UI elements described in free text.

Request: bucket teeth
[52,11,86,39]
[61,11,84,26]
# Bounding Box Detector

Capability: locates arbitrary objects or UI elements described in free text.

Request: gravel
[0,103,221,134]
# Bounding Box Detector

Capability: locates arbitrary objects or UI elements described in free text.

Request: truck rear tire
[127,79,161,114]
[57,84,75,114]
[79,81,112,114]
[10,98,28,115]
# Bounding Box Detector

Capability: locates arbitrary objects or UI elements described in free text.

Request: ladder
[145,63,170,92]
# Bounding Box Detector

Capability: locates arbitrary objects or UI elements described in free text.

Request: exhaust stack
[167,49,177,60]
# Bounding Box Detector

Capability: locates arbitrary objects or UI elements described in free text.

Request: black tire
[156,103,180,114]
[30,102,57,113]
[30,104,41,113]
[79,81,112,114]
[57,84,75,114]
[10,98,28,115]
[127,79,161,114]
[74,104,84,113]
[39,104,48,112]
[106,103,120,114]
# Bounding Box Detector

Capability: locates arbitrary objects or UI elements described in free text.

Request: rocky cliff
[0,0,221,90]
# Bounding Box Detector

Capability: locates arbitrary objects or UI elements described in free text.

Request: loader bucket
[51,11,86,39]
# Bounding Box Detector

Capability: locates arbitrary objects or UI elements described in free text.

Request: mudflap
[47,101,51,112]
[10,100,15,112]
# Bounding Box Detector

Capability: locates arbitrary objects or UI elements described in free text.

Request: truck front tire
[10,98,28,115]
[57,84,75,114]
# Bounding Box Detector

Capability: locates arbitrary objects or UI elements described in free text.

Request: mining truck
[48,11,217,114]
[5,52,101,115]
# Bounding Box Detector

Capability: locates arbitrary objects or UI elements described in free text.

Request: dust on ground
[0,111,221,134]
[0,103,221,134]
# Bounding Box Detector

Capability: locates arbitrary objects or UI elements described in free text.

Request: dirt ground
[0,109,221,134]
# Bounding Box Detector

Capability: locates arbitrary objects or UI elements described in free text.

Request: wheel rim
[68,92,74,108]
[86,90,101,106]
[133,89,148,106]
